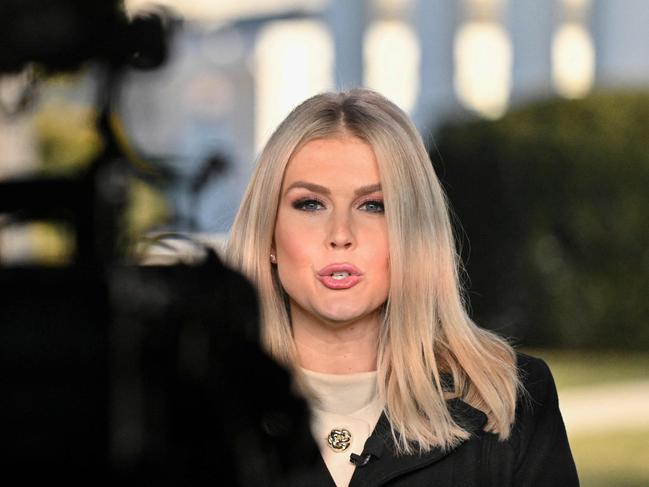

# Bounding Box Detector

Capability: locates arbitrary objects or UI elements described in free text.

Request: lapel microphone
[350,453,373,467]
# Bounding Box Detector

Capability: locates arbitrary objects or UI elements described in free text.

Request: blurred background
[0,0,647,485]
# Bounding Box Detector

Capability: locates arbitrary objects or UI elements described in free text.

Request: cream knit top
[301,369,384,487]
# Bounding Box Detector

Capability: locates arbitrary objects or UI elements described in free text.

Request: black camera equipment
[0,1,319,484]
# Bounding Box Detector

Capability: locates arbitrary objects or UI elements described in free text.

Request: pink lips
[317,263,362,290]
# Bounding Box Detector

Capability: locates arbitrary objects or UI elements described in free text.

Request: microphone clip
[349,452,372,467]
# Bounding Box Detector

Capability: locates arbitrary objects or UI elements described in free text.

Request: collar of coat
[295,398,488,487]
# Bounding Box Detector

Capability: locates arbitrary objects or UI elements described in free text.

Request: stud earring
[270,253,277,264]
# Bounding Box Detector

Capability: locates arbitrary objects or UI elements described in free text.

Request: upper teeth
[331,272,350,279]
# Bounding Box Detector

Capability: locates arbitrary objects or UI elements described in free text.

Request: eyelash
[292,198,326,212]
[359,199,385,213]
[291,197,385,213]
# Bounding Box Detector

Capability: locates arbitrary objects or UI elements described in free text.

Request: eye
[292,198,326,212]
[359,199,385,213]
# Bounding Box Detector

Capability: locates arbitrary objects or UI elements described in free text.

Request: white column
[508,0,556,104]
[326,0,368,90]
[412,0,460,136]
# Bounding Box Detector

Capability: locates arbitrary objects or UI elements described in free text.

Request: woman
[226,89,579,486]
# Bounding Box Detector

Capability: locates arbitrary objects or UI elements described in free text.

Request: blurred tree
[31,91,169,264]
[435,91,649,350]
[35,99,102,174]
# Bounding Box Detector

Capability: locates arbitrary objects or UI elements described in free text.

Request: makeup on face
[273,136,390,329]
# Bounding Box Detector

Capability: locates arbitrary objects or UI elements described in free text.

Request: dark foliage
[435,92,649,349]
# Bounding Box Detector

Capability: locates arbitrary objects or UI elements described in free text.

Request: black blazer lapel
[349,400,488,487]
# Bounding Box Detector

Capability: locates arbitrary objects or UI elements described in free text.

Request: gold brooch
[327,428,352,452]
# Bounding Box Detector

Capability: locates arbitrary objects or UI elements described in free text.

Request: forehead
[283,136,380,185]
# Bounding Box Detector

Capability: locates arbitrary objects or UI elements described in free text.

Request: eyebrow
[284,181,382,197]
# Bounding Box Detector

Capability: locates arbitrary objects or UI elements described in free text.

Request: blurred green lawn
[571,430,649,487]
[524,349,649,389]
[524,349,649,487]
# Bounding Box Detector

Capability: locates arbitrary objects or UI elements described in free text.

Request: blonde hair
[226,89,520,453]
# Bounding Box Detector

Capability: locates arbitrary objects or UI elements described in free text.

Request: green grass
[570,429,649,487]
[522,349,649,486]
[520,349,649,390]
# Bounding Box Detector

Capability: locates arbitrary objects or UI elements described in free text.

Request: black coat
[289,353,579,487]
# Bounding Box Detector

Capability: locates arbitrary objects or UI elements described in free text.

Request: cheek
[358,222,390,291]
[376,228,391,294]
[378,243,391,292]
[274,211,319,268]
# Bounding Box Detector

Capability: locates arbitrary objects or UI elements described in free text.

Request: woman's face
[273,135,390,329]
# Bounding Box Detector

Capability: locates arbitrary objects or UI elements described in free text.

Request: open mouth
[317,264,362,289]
[318,263,362,278]
[331,271,351,280]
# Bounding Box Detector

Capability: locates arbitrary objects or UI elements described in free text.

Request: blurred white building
[2,0,649,238]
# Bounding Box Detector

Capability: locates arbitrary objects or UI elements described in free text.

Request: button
[327,428,352,452]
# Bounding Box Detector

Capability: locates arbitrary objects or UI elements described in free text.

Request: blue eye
[359,200,385,213]
[293,198,325,212]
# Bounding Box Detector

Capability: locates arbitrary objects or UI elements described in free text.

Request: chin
[318,304,373,325]
[322,313,364,324]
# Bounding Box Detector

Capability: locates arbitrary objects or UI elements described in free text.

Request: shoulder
[515,352,552,379]
[510,352,564,453]
[508,353,579,484]
[514,352,561,417]
[516,352,556,402]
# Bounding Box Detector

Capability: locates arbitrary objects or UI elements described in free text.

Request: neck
[292,308,380,375]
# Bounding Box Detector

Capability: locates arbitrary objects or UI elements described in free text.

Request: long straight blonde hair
[226,89,520,454]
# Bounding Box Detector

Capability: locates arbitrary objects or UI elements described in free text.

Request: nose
[327,211,355,250]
